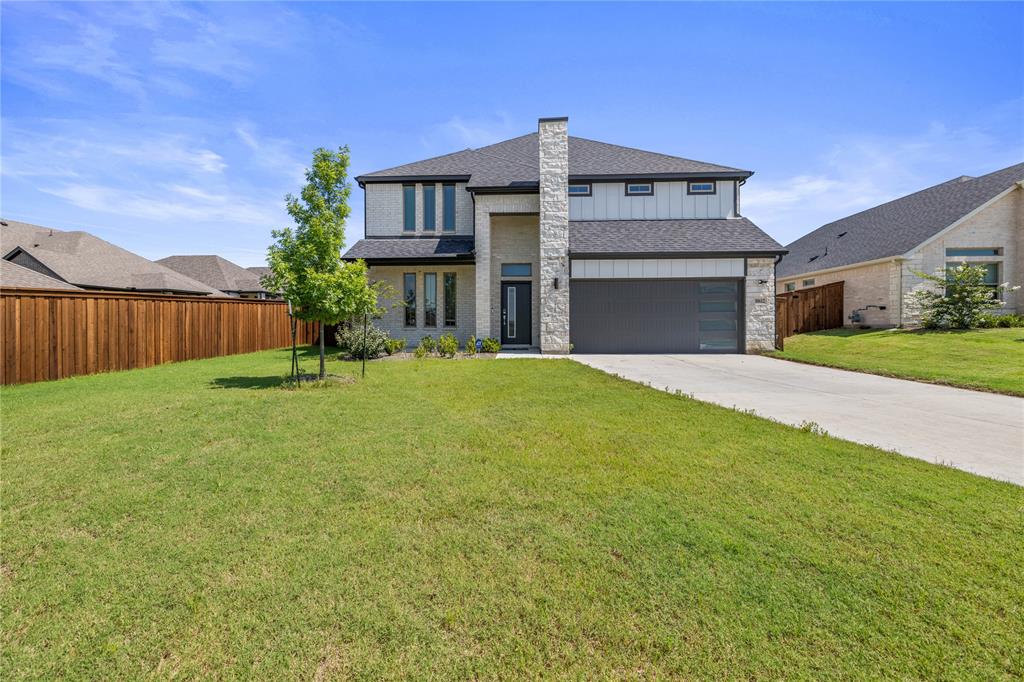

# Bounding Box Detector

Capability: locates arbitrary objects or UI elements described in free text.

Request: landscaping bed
[771,327,1024,396]
[2,347,1021,678]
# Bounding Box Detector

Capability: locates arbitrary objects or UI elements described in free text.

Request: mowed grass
[771,327,1024,395]
[2,349,1022,679]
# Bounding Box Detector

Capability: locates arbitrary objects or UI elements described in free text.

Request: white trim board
[571,258,744,279]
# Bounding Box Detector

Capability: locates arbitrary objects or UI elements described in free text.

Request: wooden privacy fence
[775,281,844,348]
[2,288,317,385]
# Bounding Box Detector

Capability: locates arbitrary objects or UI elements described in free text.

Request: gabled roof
[0,219,226,296]
[570,219,785,257]
[156,255,265,293]
[343,237,475,263]
[357,133,751,190]
[778,162,1024,278]
[1,259,82,290]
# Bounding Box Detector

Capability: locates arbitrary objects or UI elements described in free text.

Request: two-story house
[344,117,785,353]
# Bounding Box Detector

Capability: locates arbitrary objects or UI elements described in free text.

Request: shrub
[481,337,501,353]
[978,313,1024,328]
[465,335,477,355]
[386,338,407,355]
[910,263,1019,329]
[419,335,436,353]
[437,333,459,358]
[413,344,428,359]
[336,323,390,360]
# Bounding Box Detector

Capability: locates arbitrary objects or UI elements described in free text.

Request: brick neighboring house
[1,219,226,296]
[156,255,272,299]
[343,117,785,354]
[777,162,1024,327]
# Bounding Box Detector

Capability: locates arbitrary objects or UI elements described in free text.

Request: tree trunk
[319,321,326,379]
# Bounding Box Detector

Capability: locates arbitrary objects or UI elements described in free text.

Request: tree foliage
[910,263,1015,329]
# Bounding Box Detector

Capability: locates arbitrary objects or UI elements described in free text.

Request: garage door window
[699,300,736,313]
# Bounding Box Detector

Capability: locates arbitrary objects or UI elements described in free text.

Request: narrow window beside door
[424,273,437,327]
[443,273,456,326]
[403,273,416,326]
[423,184,436,231]
[507,286,516,339]
[442,184,456,232]
[403,185,416,232]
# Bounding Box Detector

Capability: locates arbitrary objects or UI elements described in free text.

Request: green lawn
[771,327,1024,396]
[2,349,1021,679]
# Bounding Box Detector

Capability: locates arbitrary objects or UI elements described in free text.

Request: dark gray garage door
[570,279,743,353]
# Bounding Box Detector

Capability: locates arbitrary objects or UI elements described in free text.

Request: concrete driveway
[573,354,1024,485]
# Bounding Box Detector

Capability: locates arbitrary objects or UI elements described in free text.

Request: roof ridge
[569,134,746,173]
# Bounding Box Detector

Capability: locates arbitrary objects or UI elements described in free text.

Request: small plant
[437,333,459,358]
[977,313,1024,328]
[386,338,407,355]
[481,337,501,353]
[419,335,436,353]
[336,324,390,360]
[413,344,428,359]
[464,335,477,355]
[909,263,1019,329]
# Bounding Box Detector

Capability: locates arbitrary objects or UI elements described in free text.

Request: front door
[500,282,532,345]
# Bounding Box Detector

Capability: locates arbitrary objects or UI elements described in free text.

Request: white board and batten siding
[571,258,745,279]
[569,181,736,221]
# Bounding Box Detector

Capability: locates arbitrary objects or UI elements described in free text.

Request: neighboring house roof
[0,219,227,296]
[344,237,475,263]
[156,255,265,293]
[246,266,272,280]
[569,219,785,257]
[1,259,82,290]
[357,133,751,190]
[777,162,1024,279]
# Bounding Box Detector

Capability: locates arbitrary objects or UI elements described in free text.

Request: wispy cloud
[431,113,522,149]
[744,119,1024,244]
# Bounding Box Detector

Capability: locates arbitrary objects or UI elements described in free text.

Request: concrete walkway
[573,354,1024,485]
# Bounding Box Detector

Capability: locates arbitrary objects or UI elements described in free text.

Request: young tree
[266,146,355,379]
[909,263,1016,329]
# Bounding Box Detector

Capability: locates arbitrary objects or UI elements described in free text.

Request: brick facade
[367,264,476,346]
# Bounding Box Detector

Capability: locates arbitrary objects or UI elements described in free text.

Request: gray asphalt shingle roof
[343,237,475,262]
[156,255,266,293]
[1,259,82,290]
[777,162,1024,278]
[358,133,751,190]
[1,219,226,296]
[569,219,785,256]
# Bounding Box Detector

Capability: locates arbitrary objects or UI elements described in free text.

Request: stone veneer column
[538,117,570,353]
[744,257,777,352]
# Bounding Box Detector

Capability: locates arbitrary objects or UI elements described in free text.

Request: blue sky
[3,2,1022,266]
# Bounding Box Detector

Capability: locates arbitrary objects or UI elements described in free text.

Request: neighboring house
[156,255,271,299]
[777,162,1024,327]
[0,219,226,296]
[343,117,784,353]
[1,259,82,290]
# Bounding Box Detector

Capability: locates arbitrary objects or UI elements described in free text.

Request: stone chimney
[538,117,570,353]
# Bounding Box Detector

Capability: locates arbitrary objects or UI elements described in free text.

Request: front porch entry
[500,281,532,346]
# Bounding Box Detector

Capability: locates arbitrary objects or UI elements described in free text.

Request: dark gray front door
[569,279,743,353]
[501,282,532,345]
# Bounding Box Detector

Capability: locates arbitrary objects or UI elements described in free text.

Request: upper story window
[568,183,592,196]
[945,247,1002,257]
[402,184,416,232]
[423,184,436,231]
[442,184,456,232]
[785,282,796,292]
[625,181,653,196]
[802,279,816,287]
[688,181,716,195]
